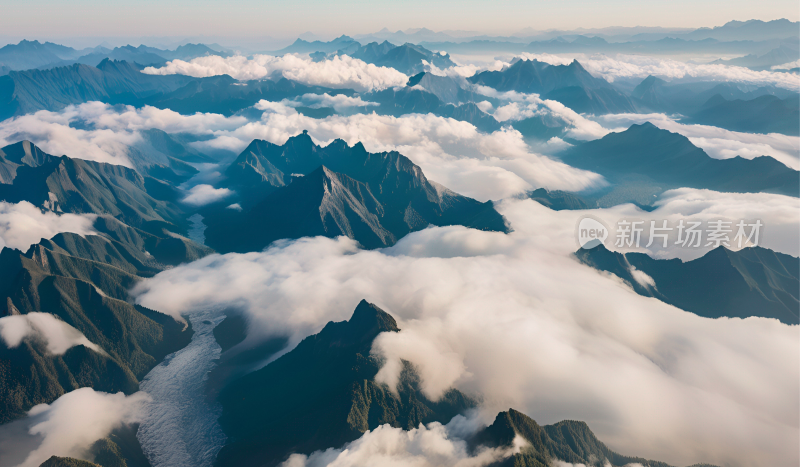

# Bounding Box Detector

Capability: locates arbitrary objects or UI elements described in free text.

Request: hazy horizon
[0,0,798,49]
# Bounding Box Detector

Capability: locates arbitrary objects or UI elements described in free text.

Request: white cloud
[772,60,800,71]
[181,184,233,206]
[475,101,493,113]
[0,102,247,168]
[283,418,525,467]
[198,102,605,200]
[290,93,379,112]
[0,201,96,251]
[143,54,409,92]
[0,312,105,355]
[594,113,800,170]
[263,93,380,113]
[0,388,149,467]
[133,191,799,467]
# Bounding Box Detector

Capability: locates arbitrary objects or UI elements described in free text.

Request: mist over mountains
[0,13,798,467]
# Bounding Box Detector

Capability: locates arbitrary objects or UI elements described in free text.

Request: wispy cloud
[143,54,409,92]
[0,388,149,467]
[133,192,799,467]
[0,201,96,251]
[0,312,105,356]
[182,184,233,206]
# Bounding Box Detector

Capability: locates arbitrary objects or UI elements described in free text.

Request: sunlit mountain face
[0,8,798,467]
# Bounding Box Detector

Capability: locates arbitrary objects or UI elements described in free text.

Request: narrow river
[137,311,226,467]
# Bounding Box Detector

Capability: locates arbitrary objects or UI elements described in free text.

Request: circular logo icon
[576,216,608,249]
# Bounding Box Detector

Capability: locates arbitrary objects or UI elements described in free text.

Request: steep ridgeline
[206,132,508,252]
[575,244,799,324]
[0,141,209,423]
[349,42,456,75]
[0,233,194,423]
[1,132,215,188]
[215,300,477,467]
[0,59,193,119]
[559,122,799,203]
[0,141,190,234]
[471,409,718,467]
[468,59,637,114]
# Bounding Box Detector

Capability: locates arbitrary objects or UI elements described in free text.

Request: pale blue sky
[0,0,797,40]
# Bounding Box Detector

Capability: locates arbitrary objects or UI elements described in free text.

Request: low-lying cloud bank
[182,184,233,206]
[0,312,105,355]
[143,54,409,92]
[5,98,796,204]
[0,201,96,251]
[201,100,605,200]
[0,388,149,467]
[133,194,799,467]
[0,102,248,168]
[0,101,603,200]
[283,418,524,467]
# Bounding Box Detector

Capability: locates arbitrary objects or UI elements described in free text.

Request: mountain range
[0,140,214,424]
[576,244,799,324]
[0,40,231,72]
[683,93,800,136]
[0,59,354,119]
[469,59,638,114]
[215,300,476,466]
[558,122,798,205]
[214,300,721,467]
[205,131,508,252]
[631,75,799,118]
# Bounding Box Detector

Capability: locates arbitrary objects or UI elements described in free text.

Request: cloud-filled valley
[0,20,798,467]
[133,197,799,467]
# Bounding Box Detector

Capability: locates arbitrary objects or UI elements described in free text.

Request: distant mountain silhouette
[559,122,798,197]
[576,244,799,324]
[684,94,799,136]
[0,60,357,119]
[631,75,800,115]
[469,59,637,114]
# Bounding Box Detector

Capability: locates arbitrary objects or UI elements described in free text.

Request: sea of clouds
[0,48,798,467]
[132,196,799,467]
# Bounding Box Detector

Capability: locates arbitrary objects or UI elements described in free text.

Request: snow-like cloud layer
[198,101,605,200]
[487,91,615,141]
[181,184,233,206]
[283,417,524,467]
[0,388,149,467]
[515,52,800,90]
[143,54,409,92]
[0,101,602,201]
[0,201,96,251]
[0,102,248,168]
[133,192,800,467]
[0,312,105,355]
